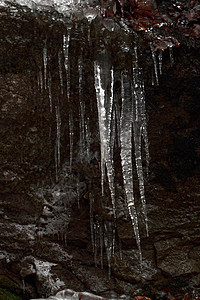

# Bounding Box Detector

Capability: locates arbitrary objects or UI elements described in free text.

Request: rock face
[0,1,200,300]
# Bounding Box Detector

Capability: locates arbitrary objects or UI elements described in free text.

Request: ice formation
[55,106,61,181]
[94,59,116,217]
[6,0,152,266]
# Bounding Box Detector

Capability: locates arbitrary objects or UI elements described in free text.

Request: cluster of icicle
[39,31,150,263]
[37,14,159,264]
[94,47,149,262]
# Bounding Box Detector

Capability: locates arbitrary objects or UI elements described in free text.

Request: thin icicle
[106,67,116,218]
[142,124,150,177]
[120,70,142,263]
[89,192,94,252]
[88,25,91,44]
[63,32,71,99]
[55,106,61,181]
[150,42,159,85]
[22,279,25,294]
[94,222,98,267]
[58,51,64,94]
[69,110,73,172]
[43,42,47,89]
[78,53,83,96]
[104,221,115,277]
[48,72,52,113]
[79,101,85,162]
[169,47,174,66]
[76,175,80,209]
[115,103,120,147]
[99,221,104,269]
[158,50,163,75]
[133,124,149,236]
[132,54,149,237]
[151,70,155,86]
[39,69,43,90]
[114,73,121,147]
[85,117,91,163]
[110,68,115,158]
[119,239,123,260]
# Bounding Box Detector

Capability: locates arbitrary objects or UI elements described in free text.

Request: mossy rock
[0,276,28,300]
[0,288,23,300]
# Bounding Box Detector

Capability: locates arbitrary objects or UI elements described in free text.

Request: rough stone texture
[0,2,200,300]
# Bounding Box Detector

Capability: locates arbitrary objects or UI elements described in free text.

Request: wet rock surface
[0,1,200,300]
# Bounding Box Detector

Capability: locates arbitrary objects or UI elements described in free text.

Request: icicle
[94,61,116,217]
[43,42,47,90]
[22,279,25,294]
[169,47,174,66]
[69,110,73,172]
[58,51,64,94]
[133,50,149,236]
[87,25,91,44]
[150,42,159,85]
[158,50,163,75]
[78,52,83,97]
[55,106,61,181]
[142,123,150,177]
[99,221,104,269]
[37,75,40,90]
[119,239,123,260]
[63,32,71,99]
[104,221,115,277]
[94,222,98,267]
[76,175,80,209]
[114,73,121,147]
[151,70,155,86]
[48,72,52,113]
[85,117,91,163]
[110,68,115,158]
[89,192,94,252]
[39,69,43,90]
[94,62,106,194]
[79,101,85,162]
[63,233,67,245]
[120,70,142,262]
[115,103,120,147]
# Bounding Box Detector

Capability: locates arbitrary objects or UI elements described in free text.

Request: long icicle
[120,70,142,262]
[55,106,61,181]
[43,41,47,90]
[94,62,107,195]
[69,110,73,172]
[133,47,149,236]
[58,51,64,94]
[150,42,159,85]
[105,67,116,217]
[63,31,71,99]
[94,61,116,217]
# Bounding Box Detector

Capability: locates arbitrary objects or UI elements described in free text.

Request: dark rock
[0,1,200,299]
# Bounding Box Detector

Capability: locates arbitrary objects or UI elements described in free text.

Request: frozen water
[120,70,142,261]
[58,51,64,94]
[63,33,71,99]
[69,110,73,172]
[55,106,61,181]
[94,60,116,217]
[43,43,47,90]
[48,73,53,113]
[132,48,149,236]
[150,42,159,85]
[2,0,101,18]
[158,50,163,75]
